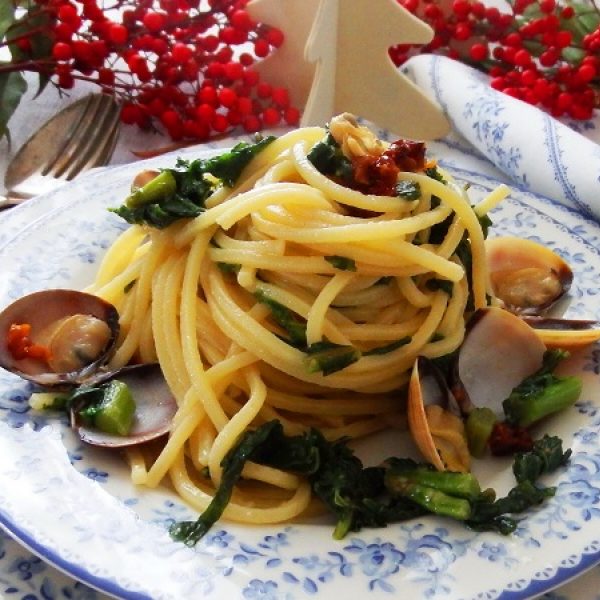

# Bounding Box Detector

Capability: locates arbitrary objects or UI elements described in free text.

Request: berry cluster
[3,0,299,141]
[392,0,600,120]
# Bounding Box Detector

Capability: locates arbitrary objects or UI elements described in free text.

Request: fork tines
[42,93,121,181]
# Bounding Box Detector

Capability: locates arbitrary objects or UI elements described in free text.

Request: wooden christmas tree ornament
[247,0,450,140]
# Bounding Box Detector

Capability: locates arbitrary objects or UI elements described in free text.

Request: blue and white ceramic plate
[1,149,600,600]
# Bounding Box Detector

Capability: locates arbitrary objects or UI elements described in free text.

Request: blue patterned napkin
[404,54,600,222]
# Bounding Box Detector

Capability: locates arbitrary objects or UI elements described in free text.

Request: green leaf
[0,2,16,40]
[324,255,356,271]
[0,70,27,140]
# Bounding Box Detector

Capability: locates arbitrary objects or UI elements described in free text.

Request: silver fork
[0,94,121,210]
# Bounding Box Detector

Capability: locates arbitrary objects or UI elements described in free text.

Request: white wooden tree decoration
[247,0,450,140]
[245,0,321,108]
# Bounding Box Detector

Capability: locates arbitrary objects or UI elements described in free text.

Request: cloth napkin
[403,54,600,223]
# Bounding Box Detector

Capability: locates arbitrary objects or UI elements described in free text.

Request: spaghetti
[86,115,508,525]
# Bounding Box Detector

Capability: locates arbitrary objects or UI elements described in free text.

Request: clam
[450,307,546,415]
[486,236,573,315]
[0,289,119,388]
[407,356,470,472]
[522,316,600,349]
[71,363,177,448]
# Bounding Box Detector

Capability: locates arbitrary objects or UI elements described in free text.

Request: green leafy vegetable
[307,133,354,184]
[305,341,361,375]
[426,278,454,295]
[168,420,572,546]
[324,255,357,271]
[111,137,275,228]
[254,288,307,347]
[503,349,582,427]
[170,420,281,546]
[363,337,411,356]
[125,170,177,208]
[465,407,498,458]
[424,166,446,183]
[512,435,572,484]
[71,380,136,436]
[395,180,421,200]
[202,136,275,186]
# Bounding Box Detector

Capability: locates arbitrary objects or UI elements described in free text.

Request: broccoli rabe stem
[387,479,472,520]
[504,376,582,428]
[385,467,481,500]
[125,170,177,208]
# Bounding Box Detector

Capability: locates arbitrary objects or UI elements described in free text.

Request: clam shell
[451,307,546,415]
[72,363,177,448]
[486,236,573,315]
[0,289,119,388]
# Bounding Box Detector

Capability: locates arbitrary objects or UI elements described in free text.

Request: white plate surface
[1,148,600,600]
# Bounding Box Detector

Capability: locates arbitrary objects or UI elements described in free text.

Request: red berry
[243,115,261,133]
[218,87,237,108]
[198,86,218,105]
[237,97,253,115]
[160,109,180,129]
[578,64,596,83]
[257,82,272,98]
[196,103,215,121]
[58,71,74,89]
[200,35,219,52]
[98,67,115,86]
[58,4,79,25]
[52,41,73,61]
[172,43,192,64]
[284,106,300,126]
[514,49,532,67]
[469,43,487,62]
[108,24,128,45]
[254,39,269,58]
[224,61,243,80]
[212,113,229,132]
[262,107,280,127]
[143,11,166,33]
[230,9,252,31]
[266,28,284,47]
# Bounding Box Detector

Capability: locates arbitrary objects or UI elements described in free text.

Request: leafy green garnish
[168,420,572,545]
[363,337,411,356]
[426,278,454,295]
[202,136,275,186]
[425,166,446,183]
[513,435,572,484]
[307,133,354,184]
[110,136,275,228]
[324,255,357,271]
[170,420,281,546]
[394,180,421,200]
[68,380,136,436]
[305,341,361,376]
[254,288,307,347]
[503,350,582,427]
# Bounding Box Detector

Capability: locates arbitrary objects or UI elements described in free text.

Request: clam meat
[0,289,119,387]
[486,236,573,315]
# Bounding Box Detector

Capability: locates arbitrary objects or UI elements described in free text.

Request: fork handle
[0,195,28,211]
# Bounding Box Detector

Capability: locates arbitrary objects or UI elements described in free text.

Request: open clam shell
[0,289,119,388]
[408,356,469,472]
[522,316,600,350]
[451,307,546,416]
[486,236,573,315]
[71,363,177,448]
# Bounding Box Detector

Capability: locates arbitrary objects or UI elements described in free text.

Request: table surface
[2,74,600,600]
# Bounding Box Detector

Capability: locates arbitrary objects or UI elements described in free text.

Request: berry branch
[392,0,600,120]
[0,0,300,141]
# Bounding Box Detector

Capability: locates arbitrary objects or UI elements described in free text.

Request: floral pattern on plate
[1,150,600,600]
